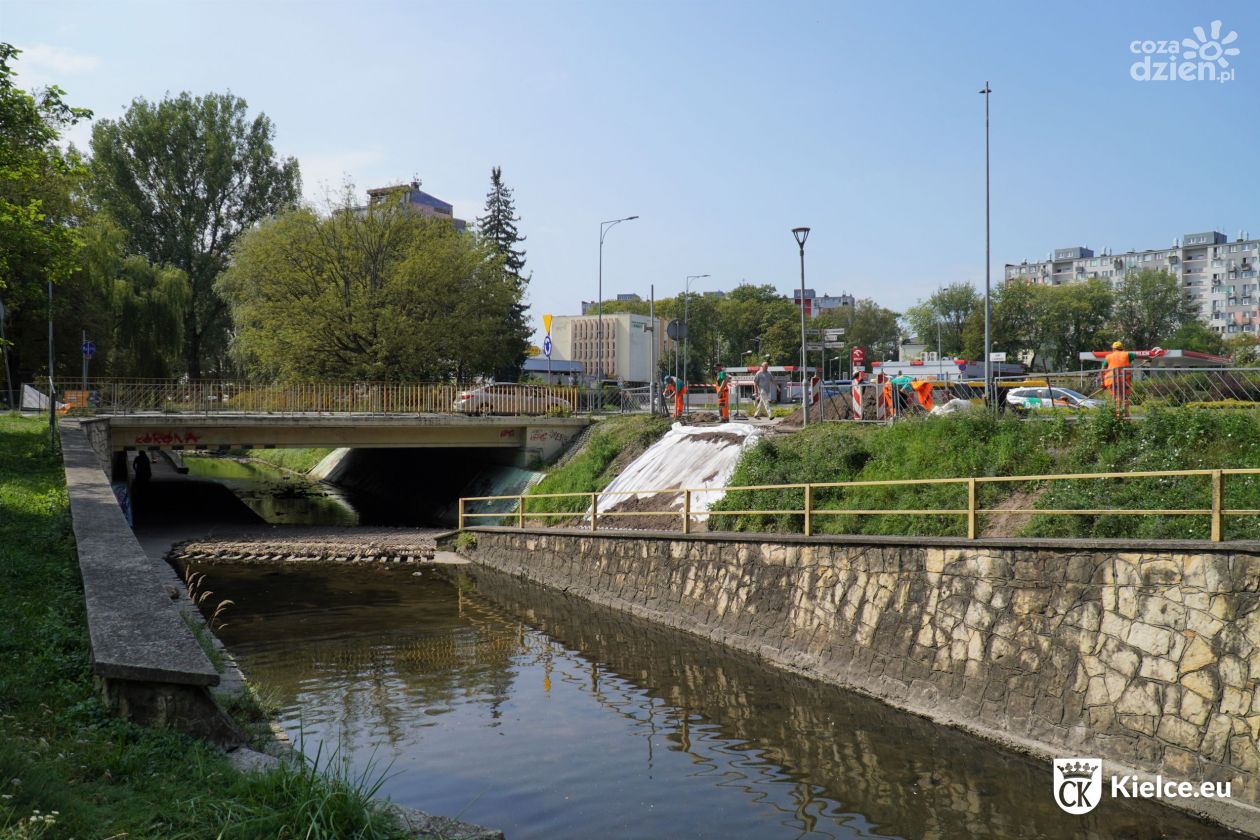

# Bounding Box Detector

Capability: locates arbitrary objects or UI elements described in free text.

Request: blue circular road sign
[542,335,553,357]
[82,340,96,358]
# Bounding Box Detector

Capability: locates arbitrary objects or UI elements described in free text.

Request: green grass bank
[0,415,409,839]
[709,408,1260,541]
[525,415,671,514]
[229,447,335,474]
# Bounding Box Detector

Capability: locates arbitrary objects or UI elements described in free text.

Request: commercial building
[792,289,855,319]
[362,180,467,231]
[1005,230,1258,335]
[548,313,674,385]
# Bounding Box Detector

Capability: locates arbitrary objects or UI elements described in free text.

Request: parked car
[453,383,572,416]
[1006,386,1104,410]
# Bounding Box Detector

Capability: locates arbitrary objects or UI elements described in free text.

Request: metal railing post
[967,478,977,539]
[682,489,691,534]
[518,496,525,529]
[1211,470,1224,542]
[458,499,465,531]
[804,484,813,537]
[591,492,598,531]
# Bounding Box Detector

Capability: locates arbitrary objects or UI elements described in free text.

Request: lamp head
[792,227,811,247]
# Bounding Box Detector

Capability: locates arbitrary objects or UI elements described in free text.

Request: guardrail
[29,379,641,417]
[459,467,1260,542]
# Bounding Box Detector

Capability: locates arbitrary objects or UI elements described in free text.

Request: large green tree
[475,166,530,380]
[90,92,300,377]
[904,282,980,356]
[0,43,91,390]
[1110,269,1197,350]
[217,198,526,382]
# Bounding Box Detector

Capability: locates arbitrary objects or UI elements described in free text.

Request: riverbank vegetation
[0,415,410,839]
[228,447,336,475]
[710,408,1260,540]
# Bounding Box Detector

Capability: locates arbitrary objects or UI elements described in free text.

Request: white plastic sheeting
[597,422,763,518]
[21,384,65,411]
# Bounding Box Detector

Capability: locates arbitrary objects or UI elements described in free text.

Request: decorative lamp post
[792,227,811,426]
[980,82,992,407]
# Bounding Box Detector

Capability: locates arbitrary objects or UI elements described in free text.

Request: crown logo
[1059,760,1097,780]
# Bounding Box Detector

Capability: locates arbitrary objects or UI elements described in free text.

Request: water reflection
[194,561,1216,840]
[182,457,358,525]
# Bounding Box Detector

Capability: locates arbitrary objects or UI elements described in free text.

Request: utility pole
[597,215,639,387]
[980,81,992,409]
[0,299,13,410]
[649,284,657,414]
[47,279,55,447]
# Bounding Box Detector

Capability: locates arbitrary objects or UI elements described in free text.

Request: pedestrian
[133,451,152,485]
[751,361,775,419]
[714,370,731,423]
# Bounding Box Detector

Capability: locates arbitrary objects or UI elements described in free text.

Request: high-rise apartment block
[1006,230,1257,335]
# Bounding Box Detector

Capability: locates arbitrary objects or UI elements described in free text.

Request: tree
[1110,269,1197,350]
[1223,334,1260,365]
[90,92,300,377]
[1166,320,1225,355]
[217,196,526,382]
[904,282,980,356]
[0,43,92,384]
[834,299,900,362]
[475,166,530,380]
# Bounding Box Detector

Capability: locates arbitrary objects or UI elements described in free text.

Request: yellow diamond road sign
[543,313,553,335]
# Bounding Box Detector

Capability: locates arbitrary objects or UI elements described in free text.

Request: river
[166,456,1219,839]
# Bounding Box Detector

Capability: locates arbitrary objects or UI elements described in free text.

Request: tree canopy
[90,92,301,377]
[217,197,528,382]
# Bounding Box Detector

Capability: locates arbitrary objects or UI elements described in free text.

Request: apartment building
[1006,230,1258,335]
[362,180,468,231]
[549,313,674,384]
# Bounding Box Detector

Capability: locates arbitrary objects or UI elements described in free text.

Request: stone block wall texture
[471,530,1260,807]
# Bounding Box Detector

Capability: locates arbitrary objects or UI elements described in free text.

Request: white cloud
[13,43,101,90]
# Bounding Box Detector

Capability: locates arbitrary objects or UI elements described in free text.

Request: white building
[549,313,674,384]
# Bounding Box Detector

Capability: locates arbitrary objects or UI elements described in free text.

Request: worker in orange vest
[714,370,731,422]
[663,375,686,420]
[1101,341,1163,418]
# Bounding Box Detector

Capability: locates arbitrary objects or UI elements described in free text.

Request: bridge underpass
[80,414,590,529]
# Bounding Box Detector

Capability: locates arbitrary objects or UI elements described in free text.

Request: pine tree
[476,166,531,381]
[477,166,527,281]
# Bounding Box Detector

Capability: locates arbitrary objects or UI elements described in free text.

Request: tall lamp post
[792,227,811,426]
[597,215,639,386]
[682,273,709,389]
[980,82,992,408]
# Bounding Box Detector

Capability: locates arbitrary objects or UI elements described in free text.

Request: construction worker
[715,370,731,423]
[1101,341,1164,419]
[751,361,775,419]
[662,375,686,420]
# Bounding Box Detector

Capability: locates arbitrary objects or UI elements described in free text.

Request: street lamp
[597,215,639,385]
[682,274,709,389]
[792,227,811,426]
[980,81,992,407]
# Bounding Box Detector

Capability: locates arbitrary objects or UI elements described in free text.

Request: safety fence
[26,379,646,417]
[460,467,1260,542]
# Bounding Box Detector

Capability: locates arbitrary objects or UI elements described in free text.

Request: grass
[524,414,671,515]
[229,447,336,474]
[0,414,411,839]
[709,408,1260,540]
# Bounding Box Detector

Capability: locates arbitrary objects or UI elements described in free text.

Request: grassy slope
[0,415,407,839]
[525,415,672,513]
[711,409,1260,540]
[230,447,336,474]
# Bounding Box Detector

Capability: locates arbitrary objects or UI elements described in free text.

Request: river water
[188,558,1217,840]
[166,456,1220,839]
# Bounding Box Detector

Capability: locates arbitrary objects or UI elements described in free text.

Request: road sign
[666,319,687,341]
[989,352,1007,362]
[805,329,822,339]
[823,340,844,349]
[823,328,845,341]
[542,335,553,358]
[543,314,553,335]
[806,342,827,352]
[851,347,866,365]
[82,340,95,359]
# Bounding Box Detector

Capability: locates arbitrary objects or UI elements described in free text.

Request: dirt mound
[780,394,861,426]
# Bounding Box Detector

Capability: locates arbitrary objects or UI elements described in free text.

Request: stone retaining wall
[470,528,1260,823]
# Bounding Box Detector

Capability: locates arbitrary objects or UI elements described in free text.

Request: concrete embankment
[467,527,1260,835]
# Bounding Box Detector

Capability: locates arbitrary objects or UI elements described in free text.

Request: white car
[1006,386,1104,410]
[453,383,572,416]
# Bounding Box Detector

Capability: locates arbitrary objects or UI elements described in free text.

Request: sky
[5,0,1260,342]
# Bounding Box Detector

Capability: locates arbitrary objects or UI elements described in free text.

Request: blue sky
[6,1,1259,340]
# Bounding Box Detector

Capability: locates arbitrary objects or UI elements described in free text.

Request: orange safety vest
[1102,350,1132,389]
[911,380,934,412]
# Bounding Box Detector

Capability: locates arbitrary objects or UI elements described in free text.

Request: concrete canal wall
[469,527,1260,829]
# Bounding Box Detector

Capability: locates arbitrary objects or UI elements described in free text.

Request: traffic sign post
[543,314,553,384]
[81,332,94,394]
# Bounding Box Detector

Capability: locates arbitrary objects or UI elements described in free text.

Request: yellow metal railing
[459,468,1260,542]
